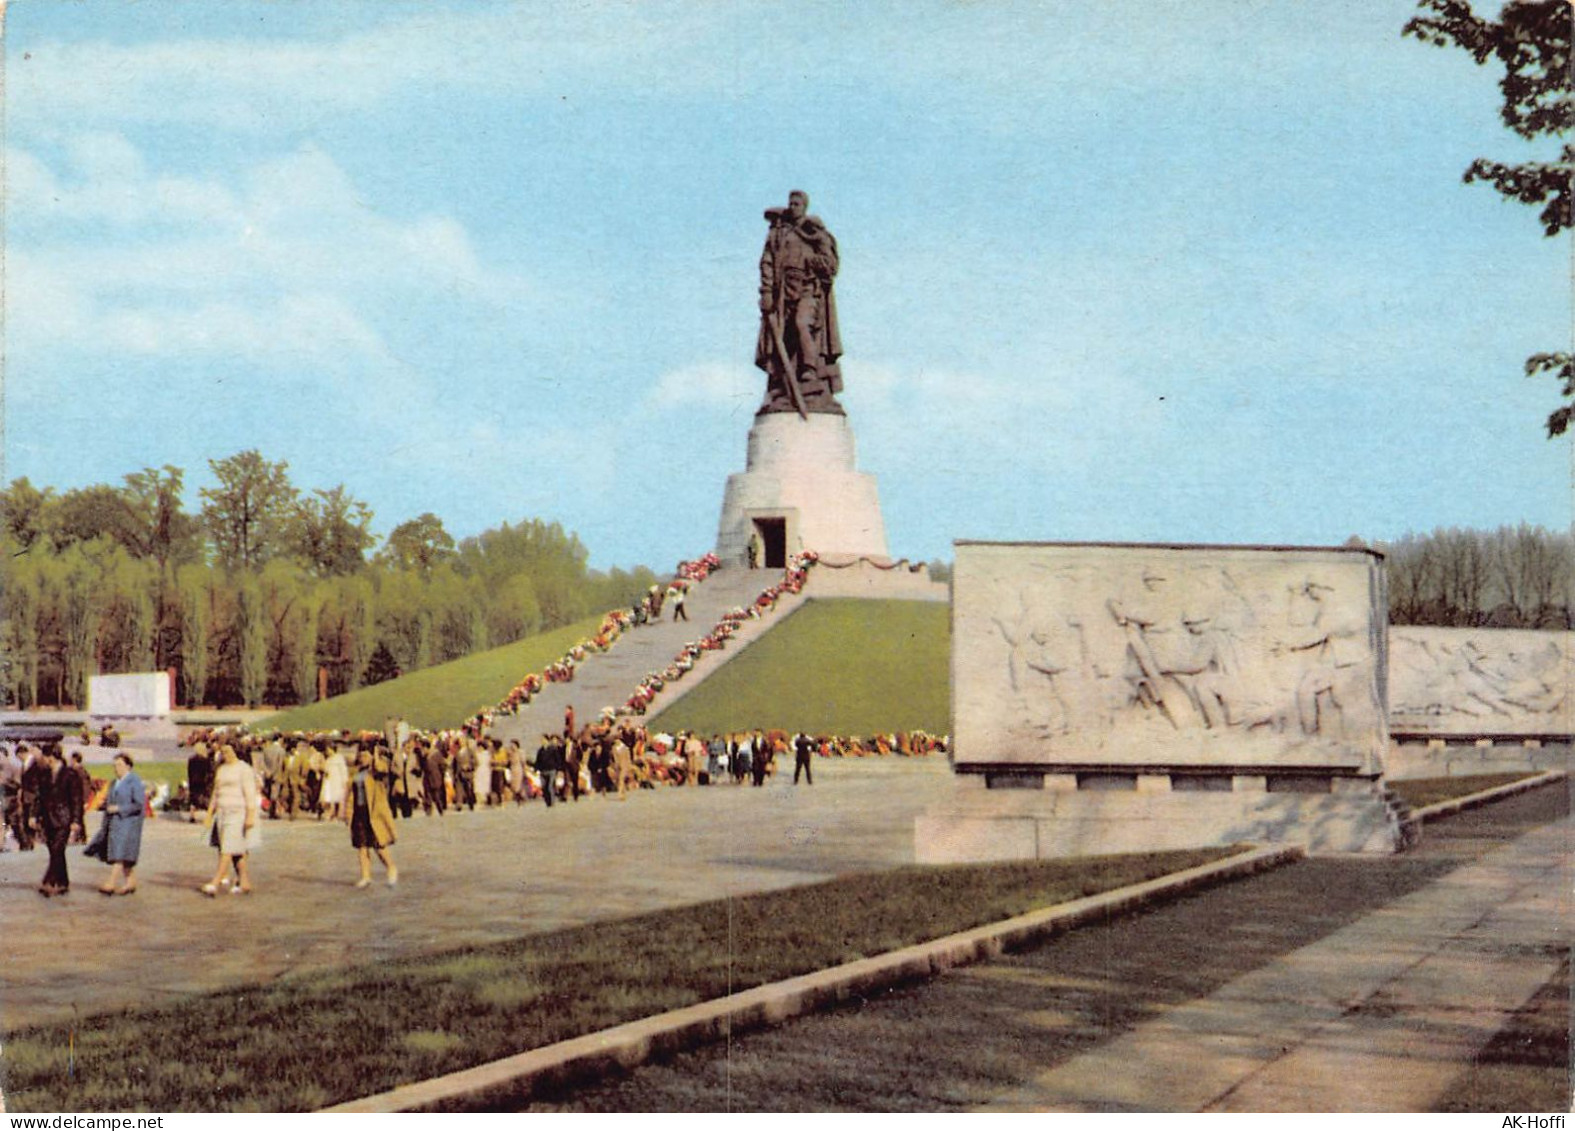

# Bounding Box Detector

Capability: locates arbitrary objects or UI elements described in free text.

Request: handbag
[84,815,110,862]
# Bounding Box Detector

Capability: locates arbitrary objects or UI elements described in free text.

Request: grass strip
[5,846,1237,1112]
[1389,772,1540,810]
[258,614,607,733]
[650,599,950,735]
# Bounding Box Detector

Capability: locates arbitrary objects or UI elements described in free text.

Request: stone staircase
[1381,783,1423,850]
[487,566,807,746]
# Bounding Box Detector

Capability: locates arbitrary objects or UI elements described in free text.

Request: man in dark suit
[793,732,815,785]
[420,741,448,816]
[35,744,84,896]
[534,735,563,808]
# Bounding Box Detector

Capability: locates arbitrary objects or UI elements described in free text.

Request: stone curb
[1412,768,1568,823]
[321,843,1302,1113]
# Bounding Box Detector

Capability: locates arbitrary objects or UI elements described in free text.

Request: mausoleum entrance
[753,516,788,569]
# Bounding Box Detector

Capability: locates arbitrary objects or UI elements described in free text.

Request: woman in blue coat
[100,753,145,895]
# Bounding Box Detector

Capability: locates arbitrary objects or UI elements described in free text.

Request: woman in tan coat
[346,750,398,887]
[202,744,258,896]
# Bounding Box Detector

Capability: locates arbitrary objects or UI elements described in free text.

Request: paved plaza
[3,762,1568,1112]
[0,757,951,1032]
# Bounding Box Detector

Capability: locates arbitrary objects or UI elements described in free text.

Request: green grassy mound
[2,846,1236,1112]
[260,615,605,734]
[649,598,949,736]
[1389,772,1540,810]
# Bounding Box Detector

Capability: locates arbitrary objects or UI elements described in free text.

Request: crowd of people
[2,548,948,899]
[172,720,943,822]
[0,718,945,898]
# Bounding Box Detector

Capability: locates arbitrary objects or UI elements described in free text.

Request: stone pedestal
[916,772,1408,861]
[715,413,888,565]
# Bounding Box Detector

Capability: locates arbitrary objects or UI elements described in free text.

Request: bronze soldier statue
[756,190,844,416]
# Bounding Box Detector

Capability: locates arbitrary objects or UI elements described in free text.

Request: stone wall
[87,672,173,718]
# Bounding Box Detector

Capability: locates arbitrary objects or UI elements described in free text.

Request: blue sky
[5,0,1569,570]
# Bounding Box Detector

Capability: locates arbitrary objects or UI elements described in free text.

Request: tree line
[0,452,659,709]
[1378,525,1571,629]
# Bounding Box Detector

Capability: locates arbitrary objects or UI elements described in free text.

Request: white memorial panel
[88,672,173,718]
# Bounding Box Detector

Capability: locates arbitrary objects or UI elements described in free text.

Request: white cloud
[6,137,527,375]
[6,3,1457,142]
[644,361,760,413]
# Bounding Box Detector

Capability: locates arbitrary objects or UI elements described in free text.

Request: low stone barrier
[1411,769,1568,822]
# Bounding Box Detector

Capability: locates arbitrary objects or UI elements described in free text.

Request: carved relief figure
[1390,632,1570,726]
[1275,578,1368,738]
[1103,568,1257,732]
[992,606,1087,737]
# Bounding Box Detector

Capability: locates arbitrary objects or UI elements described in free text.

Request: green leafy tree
[293,485,375,578]
[234,577,269,707]
[484,572,543,645]
[318,575,377,696]
[1,478,55,551]
[378,512,457,574]
[457,519,591,629]
[1405,0,1573,435]
[57,546,105,707]
[50,484,142,554]
[122,465,200,568]
[289,590,322,706]
[177,564,214,706]
[98,551,157,673]
[374,570,431,673]
[200,450,299,570]
[1,557,44,707]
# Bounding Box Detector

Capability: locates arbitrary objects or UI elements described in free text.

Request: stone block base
[1384,739,1571,781]
[715,413,888,564]
[916,776,1405,862]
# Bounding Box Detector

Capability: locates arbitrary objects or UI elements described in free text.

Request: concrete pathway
[982,816,1570,1112]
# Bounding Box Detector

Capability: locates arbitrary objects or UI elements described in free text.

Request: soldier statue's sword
[766,306,810,421]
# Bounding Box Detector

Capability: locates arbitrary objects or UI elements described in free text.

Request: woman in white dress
[202,744,258,896]
[320,745,350,821]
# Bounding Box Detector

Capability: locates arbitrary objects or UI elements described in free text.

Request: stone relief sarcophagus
[921,542,1409,860]
[953,542,1389,775]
